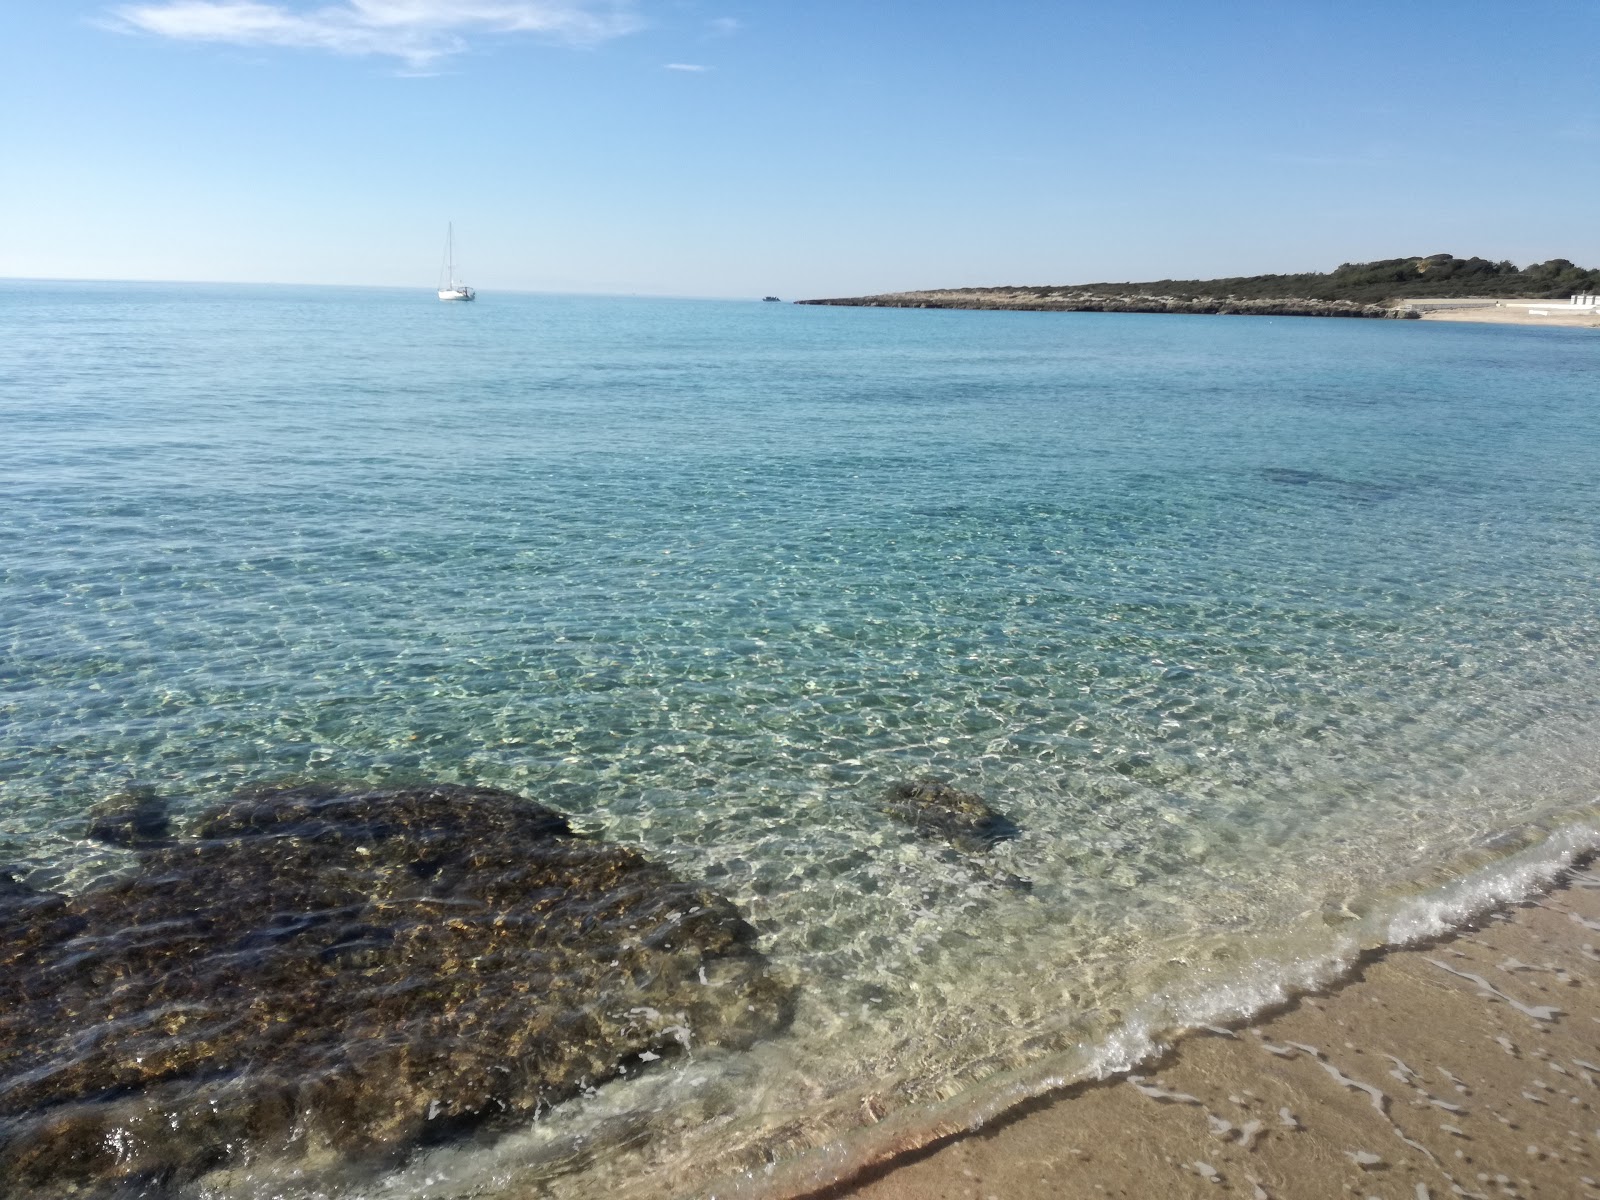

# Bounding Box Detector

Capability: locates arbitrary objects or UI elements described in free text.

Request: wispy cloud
[663,61,705,71]
[107,0,644,66]
[706,16,737,36]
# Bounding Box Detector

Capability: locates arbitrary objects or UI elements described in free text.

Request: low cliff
[797,290,1416,319]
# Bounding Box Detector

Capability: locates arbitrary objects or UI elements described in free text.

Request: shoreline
[801,853,1600,1200]
[797,291,1408,319]
[797,291,1600,328]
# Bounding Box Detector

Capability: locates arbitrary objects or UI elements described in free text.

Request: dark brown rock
[84,786,173,848]
[0,783,793,1197]
[883,777,1021,853]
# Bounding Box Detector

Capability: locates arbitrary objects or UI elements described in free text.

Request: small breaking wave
[705,816,1600,1200]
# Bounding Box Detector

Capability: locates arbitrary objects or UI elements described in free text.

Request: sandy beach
[1400,299,1600,328]
[830,859,1600,1200]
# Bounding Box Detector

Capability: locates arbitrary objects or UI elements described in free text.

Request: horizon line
[0,275,781,302]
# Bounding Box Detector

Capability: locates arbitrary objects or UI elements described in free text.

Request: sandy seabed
[829,862,1600,1200]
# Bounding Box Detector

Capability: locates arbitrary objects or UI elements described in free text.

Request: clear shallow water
[3,281,1600,1197]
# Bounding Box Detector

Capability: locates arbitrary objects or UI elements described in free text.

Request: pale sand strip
[829,862,1600,1200]
[1399,299,1600,328]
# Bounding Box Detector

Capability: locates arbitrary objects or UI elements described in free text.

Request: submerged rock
[0,870,78,962]
[883,777,1022,853]
[84,785,173,848]
[0,782,794,1197]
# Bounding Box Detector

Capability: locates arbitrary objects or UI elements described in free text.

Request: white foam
[708,820,1600,1200]
[1383,823,1600,945]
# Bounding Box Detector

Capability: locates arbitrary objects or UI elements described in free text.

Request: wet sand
[828,860,1600,1200]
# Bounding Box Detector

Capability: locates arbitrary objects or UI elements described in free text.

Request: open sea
[3,280,1599,1198]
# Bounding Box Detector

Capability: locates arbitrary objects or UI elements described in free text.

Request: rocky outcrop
[798,290,1419,319]
[883,777,1021,853]
[0,783,793,1197]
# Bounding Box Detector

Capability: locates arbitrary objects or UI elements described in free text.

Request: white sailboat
[437,223,475,302]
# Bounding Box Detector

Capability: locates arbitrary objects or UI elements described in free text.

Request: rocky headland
[797,254,1600,320]
[798,289,1415,319]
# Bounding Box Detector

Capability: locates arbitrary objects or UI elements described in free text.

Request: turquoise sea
[3,281,1599,1198]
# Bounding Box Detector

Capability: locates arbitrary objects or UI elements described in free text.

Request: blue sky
[4,1,1598,297]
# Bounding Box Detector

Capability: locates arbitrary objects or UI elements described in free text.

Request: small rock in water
[0,781,796,1195]
[83,785,173,848]
[882,777,1022,853]
[1345,1150,1384,1168]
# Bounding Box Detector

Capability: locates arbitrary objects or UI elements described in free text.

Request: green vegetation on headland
[798,254,1600,318]
[1068,254,1600,303]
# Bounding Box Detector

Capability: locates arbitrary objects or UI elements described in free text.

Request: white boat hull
[438,287,475,302]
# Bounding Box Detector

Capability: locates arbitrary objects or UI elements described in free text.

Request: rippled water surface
[3,282,1600,1197]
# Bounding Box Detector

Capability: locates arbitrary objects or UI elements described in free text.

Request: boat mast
[438,221,472,299]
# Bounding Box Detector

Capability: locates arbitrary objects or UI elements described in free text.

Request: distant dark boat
[762,296,780,302]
